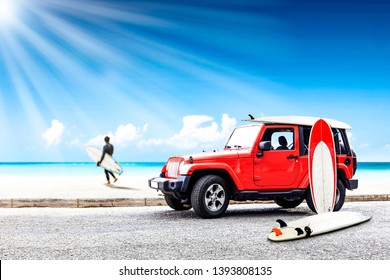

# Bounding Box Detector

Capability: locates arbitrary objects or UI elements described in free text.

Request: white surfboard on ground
[268,211,371,242]
[86,146,123,175]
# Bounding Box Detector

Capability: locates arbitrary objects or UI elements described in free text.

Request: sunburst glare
[0,0,19,25]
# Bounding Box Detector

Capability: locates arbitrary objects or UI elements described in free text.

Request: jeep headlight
[166,157,183,178]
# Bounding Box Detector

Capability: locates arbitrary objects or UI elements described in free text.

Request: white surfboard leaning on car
[86,146,123,175]
[268,211,371,241]
[308,118,337,214]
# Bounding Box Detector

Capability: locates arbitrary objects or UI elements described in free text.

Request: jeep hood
[171,148,246,163]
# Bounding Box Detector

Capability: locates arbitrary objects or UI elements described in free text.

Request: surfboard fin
[276,219,287,228]
[304,226,313,237]
[272,228,283,236]
[295,228,304,236]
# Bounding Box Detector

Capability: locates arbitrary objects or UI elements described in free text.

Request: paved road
[1,201,389,260]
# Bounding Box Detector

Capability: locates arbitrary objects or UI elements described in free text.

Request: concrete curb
[0,194,388,208]
[0,198,166,208]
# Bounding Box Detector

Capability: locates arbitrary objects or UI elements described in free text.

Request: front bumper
[148,175,191,194]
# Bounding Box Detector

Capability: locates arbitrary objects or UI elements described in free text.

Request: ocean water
[0,162,389,181]
[354,162,390,182]
[0,162,166,177]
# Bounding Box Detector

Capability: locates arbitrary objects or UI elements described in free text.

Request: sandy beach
[0,173,388,200]
[0,174,161,199]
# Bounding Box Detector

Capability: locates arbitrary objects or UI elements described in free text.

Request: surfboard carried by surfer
[86,143,123,182]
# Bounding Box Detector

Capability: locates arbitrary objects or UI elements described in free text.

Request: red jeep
[149,116,358,218]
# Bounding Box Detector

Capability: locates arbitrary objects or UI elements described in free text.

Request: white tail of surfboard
[311,141,336,212]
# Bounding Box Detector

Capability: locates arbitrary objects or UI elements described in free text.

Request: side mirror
[257,141,271,157]
[259,141,272,151]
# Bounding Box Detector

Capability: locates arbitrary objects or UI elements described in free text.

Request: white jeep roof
[246,116,352,130]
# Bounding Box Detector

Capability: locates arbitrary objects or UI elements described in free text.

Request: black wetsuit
[99,143,116,181]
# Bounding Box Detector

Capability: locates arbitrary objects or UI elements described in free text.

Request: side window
[334,128,347,155]
[301,126,311,155]
[300,127,349,156]
[261,128,294,150]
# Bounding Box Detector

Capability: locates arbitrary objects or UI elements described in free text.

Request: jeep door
[253,126,301,190]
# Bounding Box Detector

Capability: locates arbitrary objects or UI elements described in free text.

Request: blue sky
[0,0,389,162]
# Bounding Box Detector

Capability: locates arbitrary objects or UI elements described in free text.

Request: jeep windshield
[225,125,262,149]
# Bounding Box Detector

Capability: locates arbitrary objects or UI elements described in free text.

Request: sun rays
[0,0,172,147]
[0,0,278,161]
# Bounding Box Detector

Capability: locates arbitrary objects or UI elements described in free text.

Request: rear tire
[191,175,230,219]
[274,196,304,208]
[333,179,346,211]
[306,179,346,213]
[164,195,192,211]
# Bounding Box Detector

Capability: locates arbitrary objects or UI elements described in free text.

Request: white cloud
[87,122,147,147]
[221,113,237,135]
[85,114,236,154]
[141,113,237,150]
[42,120,65,146]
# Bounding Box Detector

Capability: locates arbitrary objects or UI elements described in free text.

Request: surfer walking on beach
[98,136,118,185]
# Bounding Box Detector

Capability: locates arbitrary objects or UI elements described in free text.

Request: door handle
[287,155,298,160]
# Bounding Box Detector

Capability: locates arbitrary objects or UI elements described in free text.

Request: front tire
[191,175,230,219]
